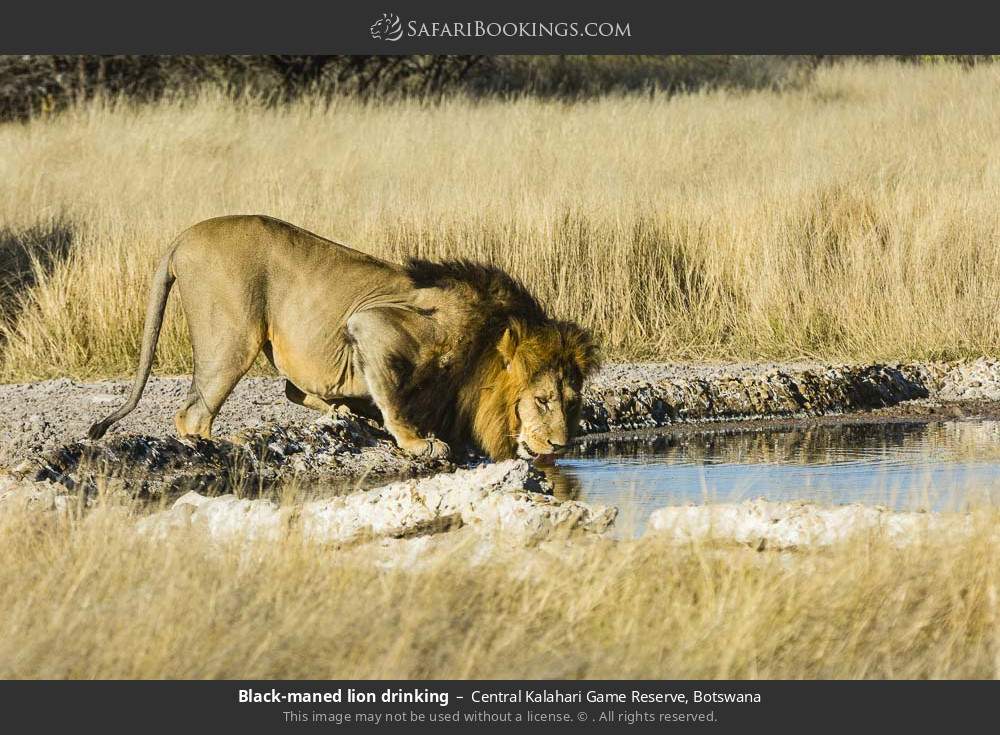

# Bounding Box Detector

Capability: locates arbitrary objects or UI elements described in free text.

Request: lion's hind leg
[174,335,263,439]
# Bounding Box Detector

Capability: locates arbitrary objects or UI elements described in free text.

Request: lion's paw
[398,435,450,459]
[424,437,451,459]
[409,437,449,459]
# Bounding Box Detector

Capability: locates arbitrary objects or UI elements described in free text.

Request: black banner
[0,0,997,54]
[1,680,996,731]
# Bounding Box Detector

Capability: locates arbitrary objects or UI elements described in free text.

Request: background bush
[0,55,827,122]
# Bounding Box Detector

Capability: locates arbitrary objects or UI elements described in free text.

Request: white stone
[0,476,70,514]
[138,460,617,546]
[647,498,963,549]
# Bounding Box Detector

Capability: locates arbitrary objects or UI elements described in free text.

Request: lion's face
[513,368,583,463]
[495,320,598,464]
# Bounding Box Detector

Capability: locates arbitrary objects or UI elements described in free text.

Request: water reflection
[574,421,1000,466]
[560,420,1000,535]
[535,464,584,502]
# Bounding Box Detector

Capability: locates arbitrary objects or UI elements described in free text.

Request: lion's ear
[497,320,524,366]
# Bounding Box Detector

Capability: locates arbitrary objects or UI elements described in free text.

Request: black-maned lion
[89,215,599,462]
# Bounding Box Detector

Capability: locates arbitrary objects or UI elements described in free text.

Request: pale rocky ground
[936,358,1000,401]
[136,460,617,547]
[0,460,615,546]
[2,359,1000,551]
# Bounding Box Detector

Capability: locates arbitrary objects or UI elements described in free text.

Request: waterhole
[548,419,1000,534]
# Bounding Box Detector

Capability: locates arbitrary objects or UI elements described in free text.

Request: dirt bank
[2,359,1000,495]
[0,360,968,464]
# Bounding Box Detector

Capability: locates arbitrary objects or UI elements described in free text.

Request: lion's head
[469,318,599,463]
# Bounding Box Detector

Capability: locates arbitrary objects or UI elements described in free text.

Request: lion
[88,215,599,462]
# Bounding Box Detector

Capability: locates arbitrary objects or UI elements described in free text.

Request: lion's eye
[535,396,549,411]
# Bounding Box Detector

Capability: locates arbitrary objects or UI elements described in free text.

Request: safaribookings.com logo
[369,13,631,41]
[370,12,404,41]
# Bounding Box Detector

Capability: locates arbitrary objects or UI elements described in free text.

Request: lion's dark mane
[391,259,553,456]
[405,258,548,323]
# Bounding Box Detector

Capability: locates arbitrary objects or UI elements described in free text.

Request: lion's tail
[88,249,176,440]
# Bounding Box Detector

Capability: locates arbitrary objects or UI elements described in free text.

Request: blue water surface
[556,420,1000,533]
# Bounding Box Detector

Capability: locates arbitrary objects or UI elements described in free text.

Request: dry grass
[2,59,1000,381]
[0,497,997,679]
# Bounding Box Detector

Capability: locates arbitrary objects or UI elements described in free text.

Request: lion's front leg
[346,309,450,460]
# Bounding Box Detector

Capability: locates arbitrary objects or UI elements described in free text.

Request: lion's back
[169,214,409,335]
[171,214,390,277]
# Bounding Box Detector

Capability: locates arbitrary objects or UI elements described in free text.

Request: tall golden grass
[2,60,1000,381]
[0,497,997,679]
